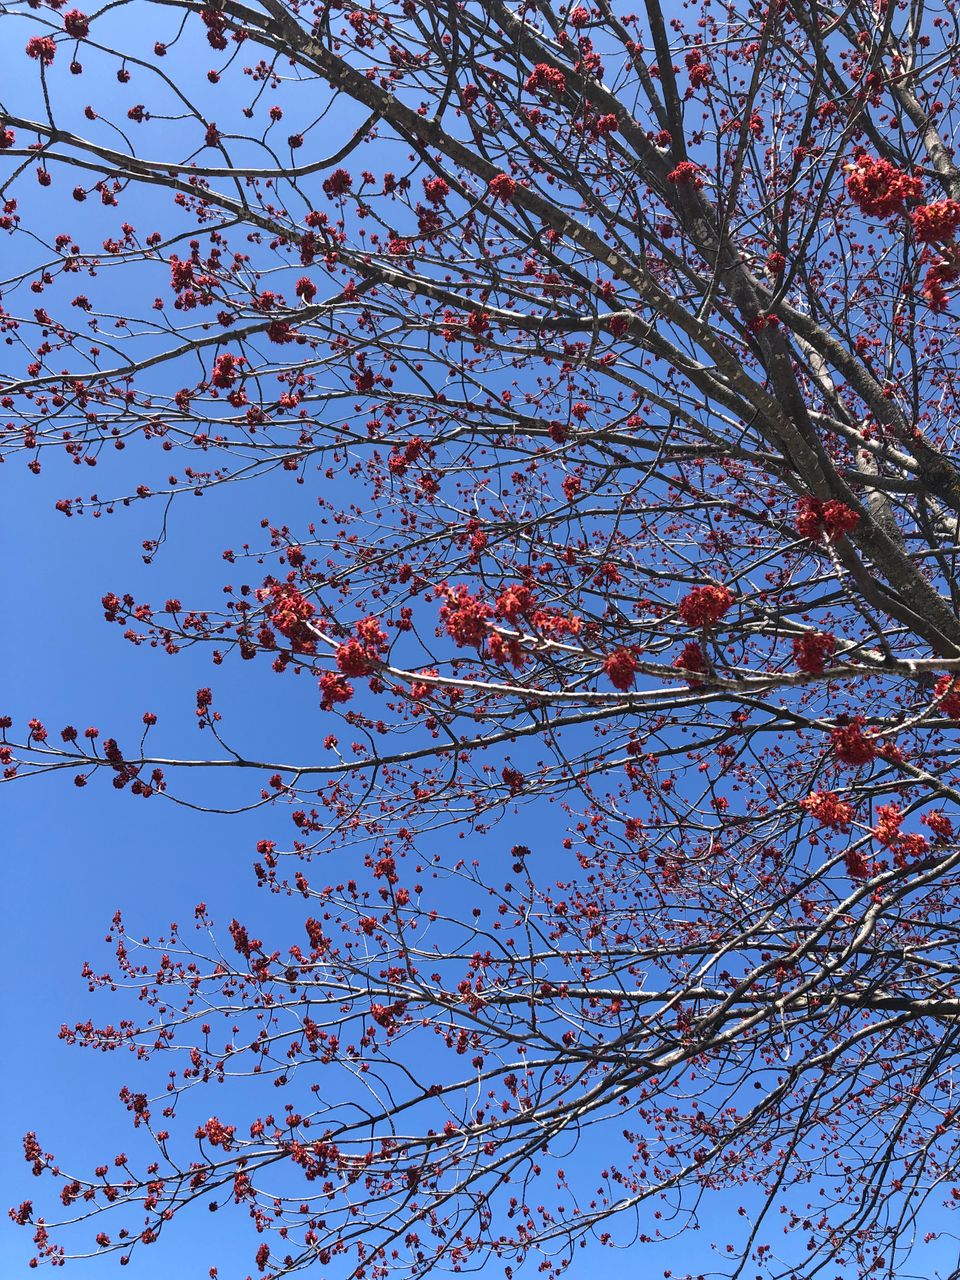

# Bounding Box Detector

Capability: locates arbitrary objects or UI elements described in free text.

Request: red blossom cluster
[934,674,960,717]
[210,352,244,388]
[792,632,836,675]
[322,168,353,197]
[844,849,874,881]
[589,113,619,137]
[871,802,930,865]
[677,584,733,628]
[844,153,923,219]
[871,802,903,847]
[26,35,57,65]
[466,309,490,335]
[495,583,536,623]
[910,200,960,244]
[169,257,194,291]
[335,616,387,675]
[200,7,228,50]
[922,810,955,841]
[63,9,89,37]
[196,1117,236,1150]
[794,497,860,542]
[685,49,711,89]
[489,174,517,203]
[603,647,639,691]
[335,639,373,676]
[487,632,524,667]
[439,585,493,648]
[667,161,704,188]
[922,261,960,312]
[260,582,317,651]
[387,436,426,475]
[524,63,566,94]
[801,790,853,831]
[672,640,709,685]
[830,717,877,767]
[319,671,353,710]
[423,177,450,205]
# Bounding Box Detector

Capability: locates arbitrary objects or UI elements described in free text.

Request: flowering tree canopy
[6,0,960,1277]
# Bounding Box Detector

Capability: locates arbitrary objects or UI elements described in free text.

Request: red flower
[322,168,353,197]
[210,352,243,388]
[502,766,525,794]
[844,850,873,880]
[266,320,293,343]
[795,497,860,542]
[262,582,317,650]
[801,790,853,831]
[593,113,619,136]
[923,263,956,312]
[335,639,373,677]
[830,717,877,767]
[604,647,639,691]
[356,616,387,651]
[667,161,703,188]
[934,674,960,718]
[672,641,709,686]
[63,9,89,37]
[910,200,960,244]
[678,585,733,628]
[685,51,711,89]
[524,63,566,95]
[871,802,903,847]
[844,153,923,218]
[922,810,954,841]
[198,1116,236,1149]
[496,583,535,623]
[26,36,57,65]
[201,7,228,49]
[319,671,354,710]
[792,632,836,675]
[489,173,517,203]
[423,176,450,204]
[295,275,317,303]
[569,5,590,25]
[170,257,194,291]
[487,631,524,667]
[440,585,493,648]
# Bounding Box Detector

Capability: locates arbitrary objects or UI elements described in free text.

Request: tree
[5,0,960,1275]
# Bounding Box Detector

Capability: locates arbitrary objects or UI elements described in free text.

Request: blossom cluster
[794,497,860,542]
[677,584,733,628]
